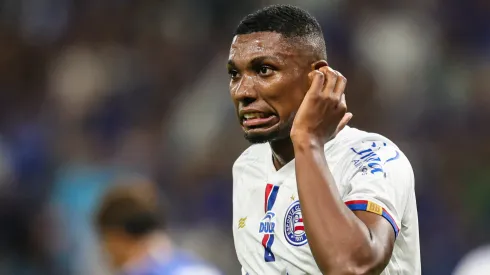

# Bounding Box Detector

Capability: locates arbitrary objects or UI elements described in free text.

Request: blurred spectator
[453,245,490,275]
[94,181,222,275]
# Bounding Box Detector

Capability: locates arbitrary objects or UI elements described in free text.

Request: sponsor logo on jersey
[284,200,308,246]
[259,211,276,234]
[350,141,400,176]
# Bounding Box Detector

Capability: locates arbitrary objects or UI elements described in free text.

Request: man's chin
[242,121,292,144]
[244,133,272,144]
[244,129,290,144]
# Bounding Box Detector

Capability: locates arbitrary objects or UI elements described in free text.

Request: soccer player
[94,183,222,275]
[228,5,420,275]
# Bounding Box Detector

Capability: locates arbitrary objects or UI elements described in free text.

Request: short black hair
[235,4,327,59]
[95,183,165,238]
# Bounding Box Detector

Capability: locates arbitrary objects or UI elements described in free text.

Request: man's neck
[269,138,295,170]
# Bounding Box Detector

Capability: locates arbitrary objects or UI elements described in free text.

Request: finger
[338,93,347,110]
[336,93,347,112]
[333,71,347,99]
[340,94,346,106]
[319,67,339,97]
[307,70,325,94]
[335,112,353,135]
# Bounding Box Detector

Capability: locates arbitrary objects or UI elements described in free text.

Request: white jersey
[232,126,420,275]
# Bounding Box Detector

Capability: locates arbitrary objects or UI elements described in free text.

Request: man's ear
[308,60,329,87]
[311,60,328,71]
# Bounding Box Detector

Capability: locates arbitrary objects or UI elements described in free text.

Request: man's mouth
[242,113,279,129]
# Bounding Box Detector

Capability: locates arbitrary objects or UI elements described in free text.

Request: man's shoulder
[330,127,412,176]
[233,143,269,168]
[170,250,222,275]
[334,126,397,146]
[171,265,222,275]
[149,250,222,275]
[331,126,404,156]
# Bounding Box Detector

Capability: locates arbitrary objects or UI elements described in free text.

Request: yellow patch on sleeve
[367,201,383,215]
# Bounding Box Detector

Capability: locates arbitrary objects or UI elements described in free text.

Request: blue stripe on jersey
[266,185,279,211]
[346,201,399,237]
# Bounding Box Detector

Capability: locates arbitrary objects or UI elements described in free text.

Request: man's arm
[293,140,394,275]
[289,66,397,274]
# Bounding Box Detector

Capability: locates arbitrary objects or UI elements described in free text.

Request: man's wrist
[291,133,324,152]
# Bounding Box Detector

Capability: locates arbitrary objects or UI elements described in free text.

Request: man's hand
[290,67,353,145]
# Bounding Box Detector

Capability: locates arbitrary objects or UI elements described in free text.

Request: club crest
[284,200,308,246]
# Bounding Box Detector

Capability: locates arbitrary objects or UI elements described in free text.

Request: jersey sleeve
[341,140,414,238]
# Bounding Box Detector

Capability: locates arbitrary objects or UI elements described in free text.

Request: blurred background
[0,0,488,274]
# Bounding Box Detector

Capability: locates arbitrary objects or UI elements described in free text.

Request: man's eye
[229,70,239,79]
[258,66,273,76]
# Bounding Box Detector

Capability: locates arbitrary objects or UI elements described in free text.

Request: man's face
[228,32,314,143]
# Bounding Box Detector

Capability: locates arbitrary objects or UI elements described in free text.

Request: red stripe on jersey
[264,184,273,212]
[261,234,270,247]
[345,200,368,205]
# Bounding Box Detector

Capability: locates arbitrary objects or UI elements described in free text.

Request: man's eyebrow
[250,55,282,65]
[227,55,283,70]
[227,60,236,70]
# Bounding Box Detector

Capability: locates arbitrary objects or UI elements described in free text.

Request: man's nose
[232,74,257,105]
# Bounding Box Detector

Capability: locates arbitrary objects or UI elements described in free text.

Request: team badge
[284,200,308,246]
